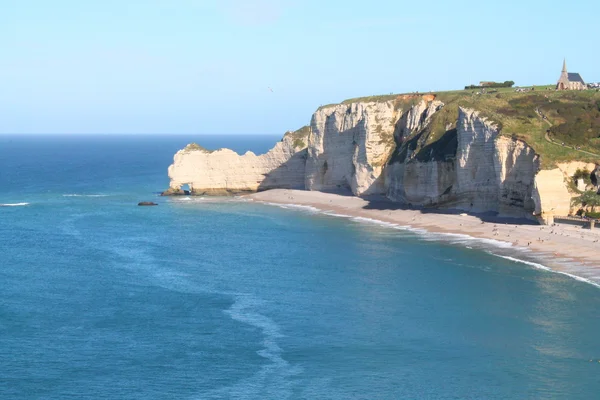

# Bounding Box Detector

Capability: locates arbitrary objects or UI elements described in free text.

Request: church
[556,59,586,90]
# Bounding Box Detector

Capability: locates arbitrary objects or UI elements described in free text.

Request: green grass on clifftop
[183,143,213,153]
[284,125,311,149]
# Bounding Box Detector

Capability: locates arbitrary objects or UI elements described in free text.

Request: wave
[170,196,223,203]
[63,194,109,198]
[351,216,404,229]
[492,254,550,270]
[322,211,353,218]
[264,202,320,213]
[234,196,253,202]
[423,232,515,249]
[491,254,600,289]
[0,202,29,207]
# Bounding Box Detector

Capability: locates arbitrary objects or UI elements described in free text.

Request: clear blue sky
[1,0,598,134]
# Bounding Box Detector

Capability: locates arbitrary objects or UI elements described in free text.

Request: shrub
[183,143,212,152]
[571,191,600,211]
[584,211,600,219]
[464,81,515,90]
[573,168,592,184]
[292,138,306,149]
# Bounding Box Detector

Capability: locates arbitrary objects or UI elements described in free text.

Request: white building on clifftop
[556,59,586,90]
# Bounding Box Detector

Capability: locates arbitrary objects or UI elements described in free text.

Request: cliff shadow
[418,208,539,225]
[316,187,356,196]
[361,195,412,211]
[257,149,308,192]
[361,198,538,225]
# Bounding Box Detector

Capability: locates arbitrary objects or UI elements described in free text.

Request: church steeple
[556,58,585,90]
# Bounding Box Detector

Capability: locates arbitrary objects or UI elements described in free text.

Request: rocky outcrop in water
[138,201,158,206]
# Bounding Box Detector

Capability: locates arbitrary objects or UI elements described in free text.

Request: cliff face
[387,108,539,217]
[165,131,307,195]
[396,99,444,140]
[304,99,445,196]
[166,98,440,198]
[386,160,455,206]
[165,98,590,223]
[454,108,539,215]
[304,102,398,196]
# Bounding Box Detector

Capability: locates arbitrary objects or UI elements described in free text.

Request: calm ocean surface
[1,134,600,399]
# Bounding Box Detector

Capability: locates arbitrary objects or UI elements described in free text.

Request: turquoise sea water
[1,134,600,399]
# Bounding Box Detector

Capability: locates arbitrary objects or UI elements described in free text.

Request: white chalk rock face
[166,133,307,195]
[305,102,399,196]
[494,136,539,215]
[532,169,571,224]
[396,100,444,139]
[385,99,453,205]
[453,108,539,216]
[386,160,455,205]
[386,107,540,217]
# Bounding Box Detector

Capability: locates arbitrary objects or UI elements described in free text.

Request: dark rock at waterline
[138,201,158,206]
[161,188,190,196]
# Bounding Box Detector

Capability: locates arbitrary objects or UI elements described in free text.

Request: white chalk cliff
[165,130,308,195]
[165,98,592,224]
[305,102,399,195]
[386,108,539,218]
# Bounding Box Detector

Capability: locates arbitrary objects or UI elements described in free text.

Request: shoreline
[247,189,600,287]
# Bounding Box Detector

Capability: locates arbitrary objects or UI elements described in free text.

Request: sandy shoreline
[248,189,600,286]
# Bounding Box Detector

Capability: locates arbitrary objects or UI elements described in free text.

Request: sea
[1,134,600,400]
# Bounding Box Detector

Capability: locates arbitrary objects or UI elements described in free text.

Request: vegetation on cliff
[464,81,514,90]
[571,191,600,213]
[183,143,213,153]
[284,125,311,149]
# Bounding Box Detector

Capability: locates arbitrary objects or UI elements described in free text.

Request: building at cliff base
[556,59,586,90]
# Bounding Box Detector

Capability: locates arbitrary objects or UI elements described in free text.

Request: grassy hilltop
[328,86,600,169]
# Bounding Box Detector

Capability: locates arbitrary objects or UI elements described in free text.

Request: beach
[250,189,600,286]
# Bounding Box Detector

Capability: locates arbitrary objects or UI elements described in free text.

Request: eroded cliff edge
[164,127,309,195]
[165,93,599,224]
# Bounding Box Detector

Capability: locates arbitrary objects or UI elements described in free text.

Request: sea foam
[0,202,29,207]
[492,254,600,289]
[264,202,320,213]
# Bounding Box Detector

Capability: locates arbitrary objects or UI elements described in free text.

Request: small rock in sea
[138,201,158,206]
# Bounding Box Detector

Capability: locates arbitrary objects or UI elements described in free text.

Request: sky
[1,0,598,134]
